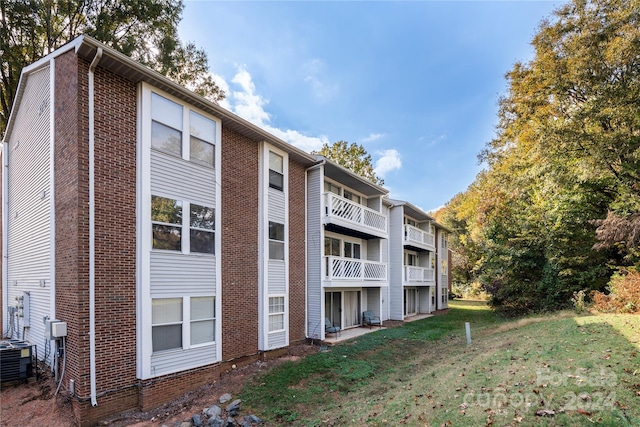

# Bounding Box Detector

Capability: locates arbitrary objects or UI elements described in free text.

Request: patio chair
[362,310,382,329]
[325,318,340,337]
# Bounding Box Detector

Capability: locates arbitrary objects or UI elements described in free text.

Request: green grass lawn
[241,301,640,426]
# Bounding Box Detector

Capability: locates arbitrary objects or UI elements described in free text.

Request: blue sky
[179,1,563,212]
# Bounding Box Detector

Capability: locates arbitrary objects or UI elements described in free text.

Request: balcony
[404,266,435,283]
[323,193,388,239]
[403,224,435,250]
[324,256,387,285]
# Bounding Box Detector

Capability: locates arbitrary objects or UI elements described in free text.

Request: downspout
[2,142,8,334]
[88,47,102,407]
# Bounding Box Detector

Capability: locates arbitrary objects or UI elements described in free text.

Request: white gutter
[88,47,103,407]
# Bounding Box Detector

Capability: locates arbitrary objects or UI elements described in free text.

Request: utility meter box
[45,320,68,339]
[52,322,67,338]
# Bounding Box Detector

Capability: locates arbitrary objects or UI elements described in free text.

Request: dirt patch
[0,364,75,427]
[0,344,318,427]
[492,311,575,334]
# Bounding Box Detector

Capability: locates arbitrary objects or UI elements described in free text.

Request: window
[189,111,216,167]
[150,91,219,167]
[442,233,449,249]
[268,296,285,332]
[405,217,417,227]
[152,298,182,352]
[190,203,215,254]
[442,259,448,275]
[324,237,341,256]
[152,297,216,352]
[405,253,417,266]
[152,196,183,251]
[191,296,215,345]
[344,241,361,259]
[269,151,284,191]
[431,253,436,269]
[343,190,361,204]
[324,181,341,195]
[151,93,183,157]
[268,221,285,260]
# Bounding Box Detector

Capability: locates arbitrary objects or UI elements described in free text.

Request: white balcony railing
[325,256,387,282]
[404,266,435,283]
[324,193,387,234]
[404,224,435,248]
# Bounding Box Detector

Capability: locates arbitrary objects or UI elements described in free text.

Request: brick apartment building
[1,35,315,425]
[1,35,450,426]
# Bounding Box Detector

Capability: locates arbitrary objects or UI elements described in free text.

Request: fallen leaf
[535,409,555,417]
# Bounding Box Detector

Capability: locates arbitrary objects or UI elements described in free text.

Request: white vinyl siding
[260,146,289,350]
[418,287,432,314]
[150,150,216,207]
[306,168,323,339]
[267,187,286,223]
[139,84,222,379]
[388,206,405,320]
[150,345,216,378]
[5,65,53,363]
[366,287,381,318]
[268,261,286,294]
[150,252,216,295]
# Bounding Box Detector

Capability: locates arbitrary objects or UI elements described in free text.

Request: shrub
[570,289,588,313]
[591,268,640,314]
[452,282,489,300]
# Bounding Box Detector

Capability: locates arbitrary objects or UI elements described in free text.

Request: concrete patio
[322,325,385,344]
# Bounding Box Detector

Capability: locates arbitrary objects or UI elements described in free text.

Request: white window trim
[138,83,222,379]
[268,221,286,261]
[189,295,216,348]
[150,195,184,253]
[188,202,216,256]
[268,295,286,333]
[150,295,217,354]
[151,297,184,353]
[324,231,365,259]
[259,143,290,351]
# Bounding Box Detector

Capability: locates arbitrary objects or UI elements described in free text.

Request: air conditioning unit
[0,340,34,383]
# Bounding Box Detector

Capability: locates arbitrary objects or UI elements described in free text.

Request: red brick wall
[55,52,140,426]
[220,128,259,360]
[90,63,138,418]
[54,51,91,424]
[288,160,306,343]
[51,48,307,424]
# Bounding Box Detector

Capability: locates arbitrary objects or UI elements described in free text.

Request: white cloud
[209,72,231,110]
[362,133,385,143]
[374,149,402,177]
[263,125,329,153]
[231,68,270,127]
[222,66,328,152]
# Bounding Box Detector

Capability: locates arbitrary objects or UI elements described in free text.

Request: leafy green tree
[442,0,640,315]
[0,0,225,135]
[312,141,384,185]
